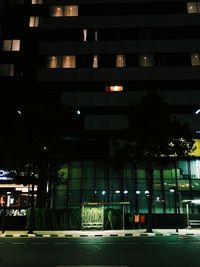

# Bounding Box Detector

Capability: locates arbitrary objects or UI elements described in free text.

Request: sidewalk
[0,228,200,238]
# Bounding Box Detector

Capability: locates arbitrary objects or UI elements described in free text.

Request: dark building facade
[1,0,200,228]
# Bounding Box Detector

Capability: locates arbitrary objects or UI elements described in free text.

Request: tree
[0,91,73,204]
[115,91,196,232]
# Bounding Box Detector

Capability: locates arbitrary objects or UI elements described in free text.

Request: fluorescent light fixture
[195,109,200,114]
[192,199,200,204]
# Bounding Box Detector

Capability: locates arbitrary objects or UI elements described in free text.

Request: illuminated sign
[0,170,13,181]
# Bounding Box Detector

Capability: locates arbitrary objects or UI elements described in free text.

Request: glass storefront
[50,159,200,215]
[0,169,38,217]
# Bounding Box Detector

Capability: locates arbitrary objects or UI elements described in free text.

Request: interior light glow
[22,188,29,193]
[136,190,140,194]
[115,190,120,194]
[124,190,128,194]
[192,199,200,204]
[105,85,123,92]
[102,190,106,195]
[195,109,200,114]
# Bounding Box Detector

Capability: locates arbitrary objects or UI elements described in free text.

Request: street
[0,235,200,267]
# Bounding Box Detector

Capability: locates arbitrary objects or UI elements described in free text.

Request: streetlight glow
[195,109,200,114]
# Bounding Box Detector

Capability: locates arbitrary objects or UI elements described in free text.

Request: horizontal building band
[40,15,200,29]
[37,27,200,42]
[44,0,188,4]
[38,66,200,82]
[40,40,200,54]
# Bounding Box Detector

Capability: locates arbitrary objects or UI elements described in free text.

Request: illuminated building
[1,0,200,229]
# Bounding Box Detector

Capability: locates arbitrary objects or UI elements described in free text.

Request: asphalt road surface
[0,235,200,267]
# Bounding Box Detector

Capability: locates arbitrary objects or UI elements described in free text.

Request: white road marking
[12,242,26,245]
[64,266,127,267]
[99,242,114,245]
[122,242,137,245]
[166,242,182,245]
[78,242,114,245]
[143,242,160,244]
[32,242,49,245]
[78,243,96,245]
[55,242,70,245]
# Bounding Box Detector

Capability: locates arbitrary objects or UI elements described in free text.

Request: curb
[0,232,196,238]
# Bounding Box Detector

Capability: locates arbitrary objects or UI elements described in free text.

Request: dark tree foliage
[125,91,195,159]
[115,91,196,232]
[0,91,79,207]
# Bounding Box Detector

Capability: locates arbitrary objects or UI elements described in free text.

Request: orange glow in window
[105,85,123,92]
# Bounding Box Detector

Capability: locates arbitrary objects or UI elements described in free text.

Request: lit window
[93,55,98,68]
[105,85,123,92]
[95,29,98,41]
[48,56,61,68]
[0,64,14,76]
[139,54,154,67]
[29,16,39,27]
[48,56,76,68]
[12,40,20,51]
[51,6,78,17]
[191,53,200,65]
[62,55,76,68]
[187,2,198,13]
[2,40,12,51]
[64,5,78,16]
[32,0,43,4]
[116,54,126,67]
[2,40,20,51]
[83,29,87,41]
[51,6,63,17]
